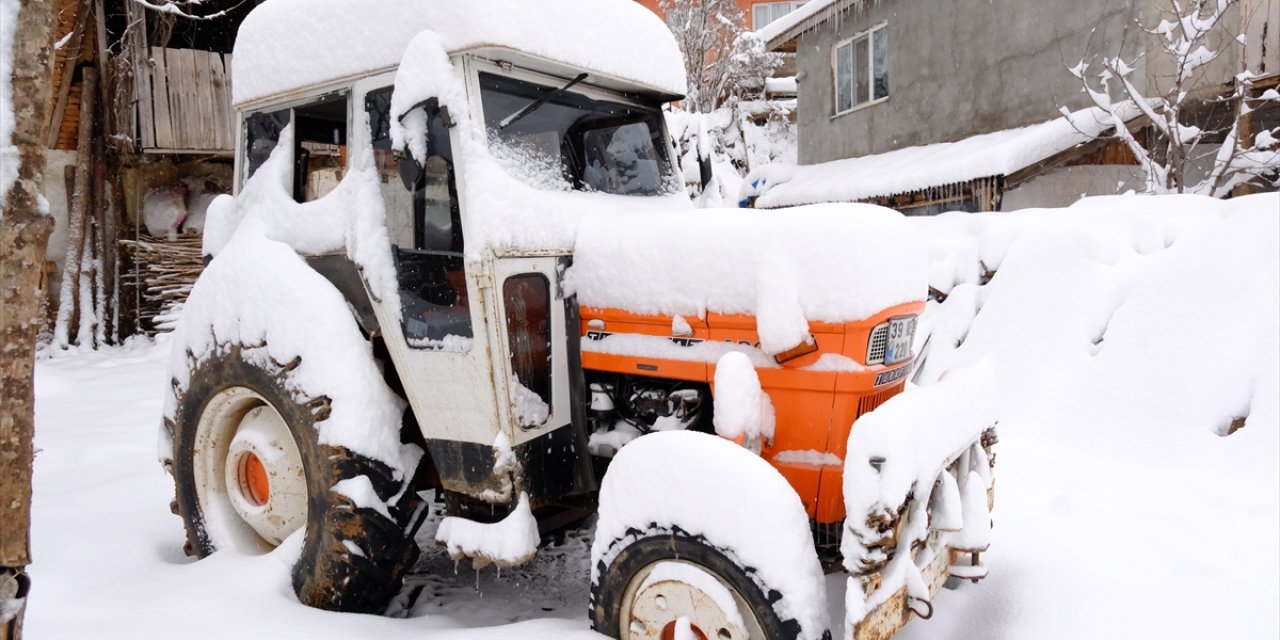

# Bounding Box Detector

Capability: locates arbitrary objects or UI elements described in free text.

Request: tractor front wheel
[592,530,801,640]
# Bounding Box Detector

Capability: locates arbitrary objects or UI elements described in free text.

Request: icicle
[955,469,992,551]
[929,469,963,532]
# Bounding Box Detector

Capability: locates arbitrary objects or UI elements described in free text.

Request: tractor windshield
[479,72,678,197]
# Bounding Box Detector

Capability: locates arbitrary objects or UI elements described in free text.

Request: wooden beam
[122,0,154,149]
[168,48,194,149]
[1004,137,1113,190]
[45,0,92,148]
[151,48,173,149]
[192,51,215,150]
[209,52,232,150]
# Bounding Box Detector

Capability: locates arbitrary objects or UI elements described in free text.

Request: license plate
[883,316,916,365]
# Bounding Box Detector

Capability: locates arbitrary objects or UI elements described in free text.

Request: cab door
[355,76,506,498]
[492,256,572,438]
[491,255,594,500]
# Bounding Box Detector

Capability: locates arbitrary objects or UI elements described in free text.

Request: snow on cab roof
[232,0,686,108]
[747,105,1142,209]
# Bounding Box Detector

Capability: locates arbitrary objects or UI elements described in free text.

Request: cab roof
[231,0,687,108]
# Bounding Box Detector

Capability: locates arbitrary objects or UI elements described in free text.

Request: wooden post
[0,2,58,638]
[52,68,97,349]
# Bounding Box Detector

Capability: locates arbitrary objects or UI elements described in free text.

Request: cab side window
[241,93,347,203]
[365,88,472,351]
[293,95,347,201]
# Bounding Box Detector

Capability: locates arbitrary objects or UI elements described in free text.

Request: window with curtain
[752,1,807,30]
[833,24,889,114]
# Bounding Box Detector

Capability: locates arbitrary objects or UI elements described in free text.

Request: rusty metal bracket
[907,594,934,620]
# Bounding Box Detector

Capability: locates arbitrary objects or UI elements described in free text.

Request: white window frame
[752,1,806,30]
[832,22,889,117]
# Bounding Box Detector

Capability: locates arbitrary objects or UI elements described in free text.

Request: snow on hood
[232,0,686,107]
[564,203,928,327]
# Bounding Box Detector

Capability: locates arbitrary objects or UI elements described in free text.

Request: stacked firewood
[119,234,204,331]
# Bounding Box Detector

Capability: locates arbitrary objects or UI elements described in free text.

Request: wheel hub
[624,561,751,640]
[192,387,308,553]
[223,405,308,547]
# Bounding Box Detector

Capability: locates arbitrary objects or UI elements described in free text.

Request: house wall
[1002,165,1143,211]
[792,0,1142,164]
[1241,0,1279,75]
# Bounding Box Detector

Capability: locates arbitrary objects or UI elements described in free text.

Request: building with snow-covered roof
[753,0,1279,212]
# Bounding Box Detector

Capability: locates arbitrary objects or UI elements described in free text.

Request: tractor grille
[867,324,889,364]
[857,387,899,419]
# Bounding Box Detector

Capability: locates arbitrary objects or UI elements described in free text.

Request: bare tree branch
[128,0,246,22]
[1066,0,1279,196]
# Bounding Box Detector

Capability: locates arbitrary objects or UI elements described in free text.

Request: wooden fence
[135,47,234,153]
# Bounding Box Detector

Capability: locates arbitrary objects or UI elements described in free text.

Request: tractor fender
[590,431,830,640]
[162,222,417,486]
[304,255,380,336]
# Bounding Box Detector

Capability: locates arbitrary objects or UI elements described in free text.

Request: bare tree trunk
[0,2,58,638]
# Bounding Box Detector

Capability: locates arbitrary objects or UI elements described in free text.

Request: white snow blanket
[25,193,1279,639]
[742,106,1139,208]
[232,0,685,107]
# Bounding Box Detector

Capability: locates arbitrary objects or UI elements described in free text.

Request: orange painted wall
[634,0,773,27]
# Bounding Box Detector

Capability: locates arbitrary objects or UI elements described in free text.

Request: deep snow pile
[895,192,1279,639]
[23,193,1280,639]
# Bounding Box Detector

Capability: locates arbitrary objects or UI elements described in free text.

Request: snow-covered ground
[25,193,1278,638]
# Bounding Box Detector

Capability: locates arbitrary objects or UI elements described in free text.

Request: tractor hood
[565,203,928,331]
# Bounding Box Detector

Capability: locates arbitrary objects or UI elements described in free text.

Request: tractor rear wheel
[164,343,421,613]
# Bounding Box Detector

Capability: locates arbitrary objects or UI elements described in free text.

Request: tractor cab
[223,5,690,510]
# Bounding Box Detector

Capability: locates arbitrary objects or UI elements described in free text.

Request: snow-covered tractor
[159,1,998,638]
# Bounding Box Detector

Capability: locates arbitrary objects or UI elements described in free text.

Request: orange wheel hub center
[660,621,708,640]
[239,452,270,506]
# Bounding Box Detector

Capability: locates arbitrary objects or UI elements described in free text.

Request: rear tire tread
[167,343,422,614]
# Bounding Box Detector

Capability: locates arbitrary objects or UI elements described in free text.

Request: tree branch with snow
[1066,0,1279,196]
[128,0,246,21]
[659,0,781,112]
